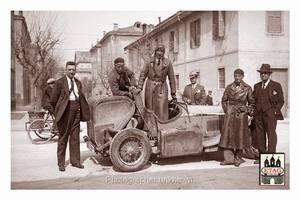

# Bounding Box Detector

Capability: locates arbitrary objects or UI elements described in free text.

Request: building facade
[124,11,289,118]
[11,11,31,109]
[89,22,154,96]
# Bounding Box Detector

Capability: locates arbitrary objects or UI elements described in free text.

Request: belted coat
[137,56,176,121]
[219,80,255,150]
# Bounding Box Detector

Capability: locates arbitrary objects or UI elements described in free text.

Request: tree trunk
[30,85,43,112]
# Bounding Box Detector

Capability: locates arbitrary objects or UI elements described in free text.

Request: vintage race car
[84,91,257,172]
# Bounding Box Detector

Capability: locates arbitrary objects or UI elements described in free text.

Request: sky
[23,10,177,63]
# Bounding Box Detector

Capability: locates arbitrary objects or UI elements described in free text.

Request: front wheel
[109,128,151,172]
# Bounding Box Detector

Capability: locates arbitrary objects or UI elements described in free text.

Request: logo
[259,153,285,185]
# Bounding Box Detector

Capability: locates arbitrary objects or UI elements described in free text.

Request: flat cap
[234,69,244,75]
[47,78,56,84]
[114,57,125,64]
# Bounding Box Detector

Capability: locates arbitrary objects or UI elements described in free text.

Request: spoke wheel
[27,120,55,144]
[109,128,151,172]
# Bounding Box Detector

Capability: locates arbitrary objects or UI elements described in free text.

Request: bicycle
[25,110,59,144]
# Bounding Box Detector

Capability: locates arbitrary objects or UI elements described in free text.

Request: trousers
[254,108,278,153]
[57,101,81,167]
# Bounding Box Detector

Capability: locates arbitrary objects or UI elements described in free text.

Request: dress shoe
[254,160,259,164]
[220,161,235,166]
[235,158,245,164]
[71,163,84,169]
[59,166,65,172]
[234,163,241,167]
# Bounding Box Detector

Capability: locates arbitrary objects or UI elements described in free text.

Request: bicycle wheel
[27,119,55,144]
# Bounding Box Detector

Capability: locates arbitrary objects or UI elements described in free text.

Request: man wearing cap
[42,78,56,114]
[108,57,137,99]
[135,43,177,121]
[50,61,90,172]
[182,72,206,105]
[252,64,284,164]
[219,68,255,167]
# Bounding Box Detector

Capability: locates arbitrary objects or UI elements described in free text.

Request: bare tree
[12,11,64,111]
[97,61,113,95]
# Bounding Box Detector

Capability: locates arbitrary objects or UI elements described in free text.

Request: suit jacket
[50,75,90,122]
[41,86,54,113]
[182,83,206,105]
[253,79,284,120]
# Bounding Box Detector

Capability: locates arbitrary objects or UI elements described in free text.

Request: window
[93,68,98,80]
[218,68,225,89]
[213,11,225,40]
[137,49,141,66]
[169,29,179,53]
[267,11,282,34]
[175,74,179,90]
[190,18,201,48]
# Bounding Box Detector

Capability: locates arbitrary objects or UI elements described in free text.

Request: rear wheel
[27,120,56,144]
[109,128,151,172]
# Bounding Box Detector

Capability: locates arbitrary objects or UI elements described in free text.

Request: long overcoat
[137,56,176,121]
[218,80,255,149]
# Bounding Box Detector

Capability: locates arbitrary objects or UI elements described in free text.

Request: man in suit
[50,61,90,172]
[253,64,284,164]
[182,72,206,105]
[42,78,56,114]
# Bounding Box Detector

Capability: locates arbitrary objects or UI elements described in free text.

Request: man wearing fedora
[253,64,284,164]
[182,72,206,105]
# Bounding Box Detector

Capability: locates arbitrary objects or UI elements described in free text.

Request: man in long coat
[136,43,177,121]
[182,72,206,105]
[50,61,90,172]
[219,69,255,167]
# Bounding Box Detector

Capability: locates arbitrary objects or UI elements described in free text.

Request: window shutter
[174,29,179,53]
[196,18,201,46]
[268,11,282,33]
[190,21,195,48]
[169,31,174,52]
[218,11,225,38]
[213,11,218,40]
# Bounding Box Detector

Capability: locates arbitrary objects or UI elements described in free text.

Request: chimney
[158,17,161,24]
[113,23,118,31]
[103,31,106,36]
[142,23,147,35]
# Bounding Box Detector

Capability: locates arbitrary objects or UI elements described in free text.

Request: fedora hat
[189,72,198,79]
[257,64,273,73]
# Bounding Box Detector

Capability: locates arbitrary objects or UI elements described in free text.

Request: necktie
[70,79,79,100]
[157,59,160,66]
[262,82,265,89]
